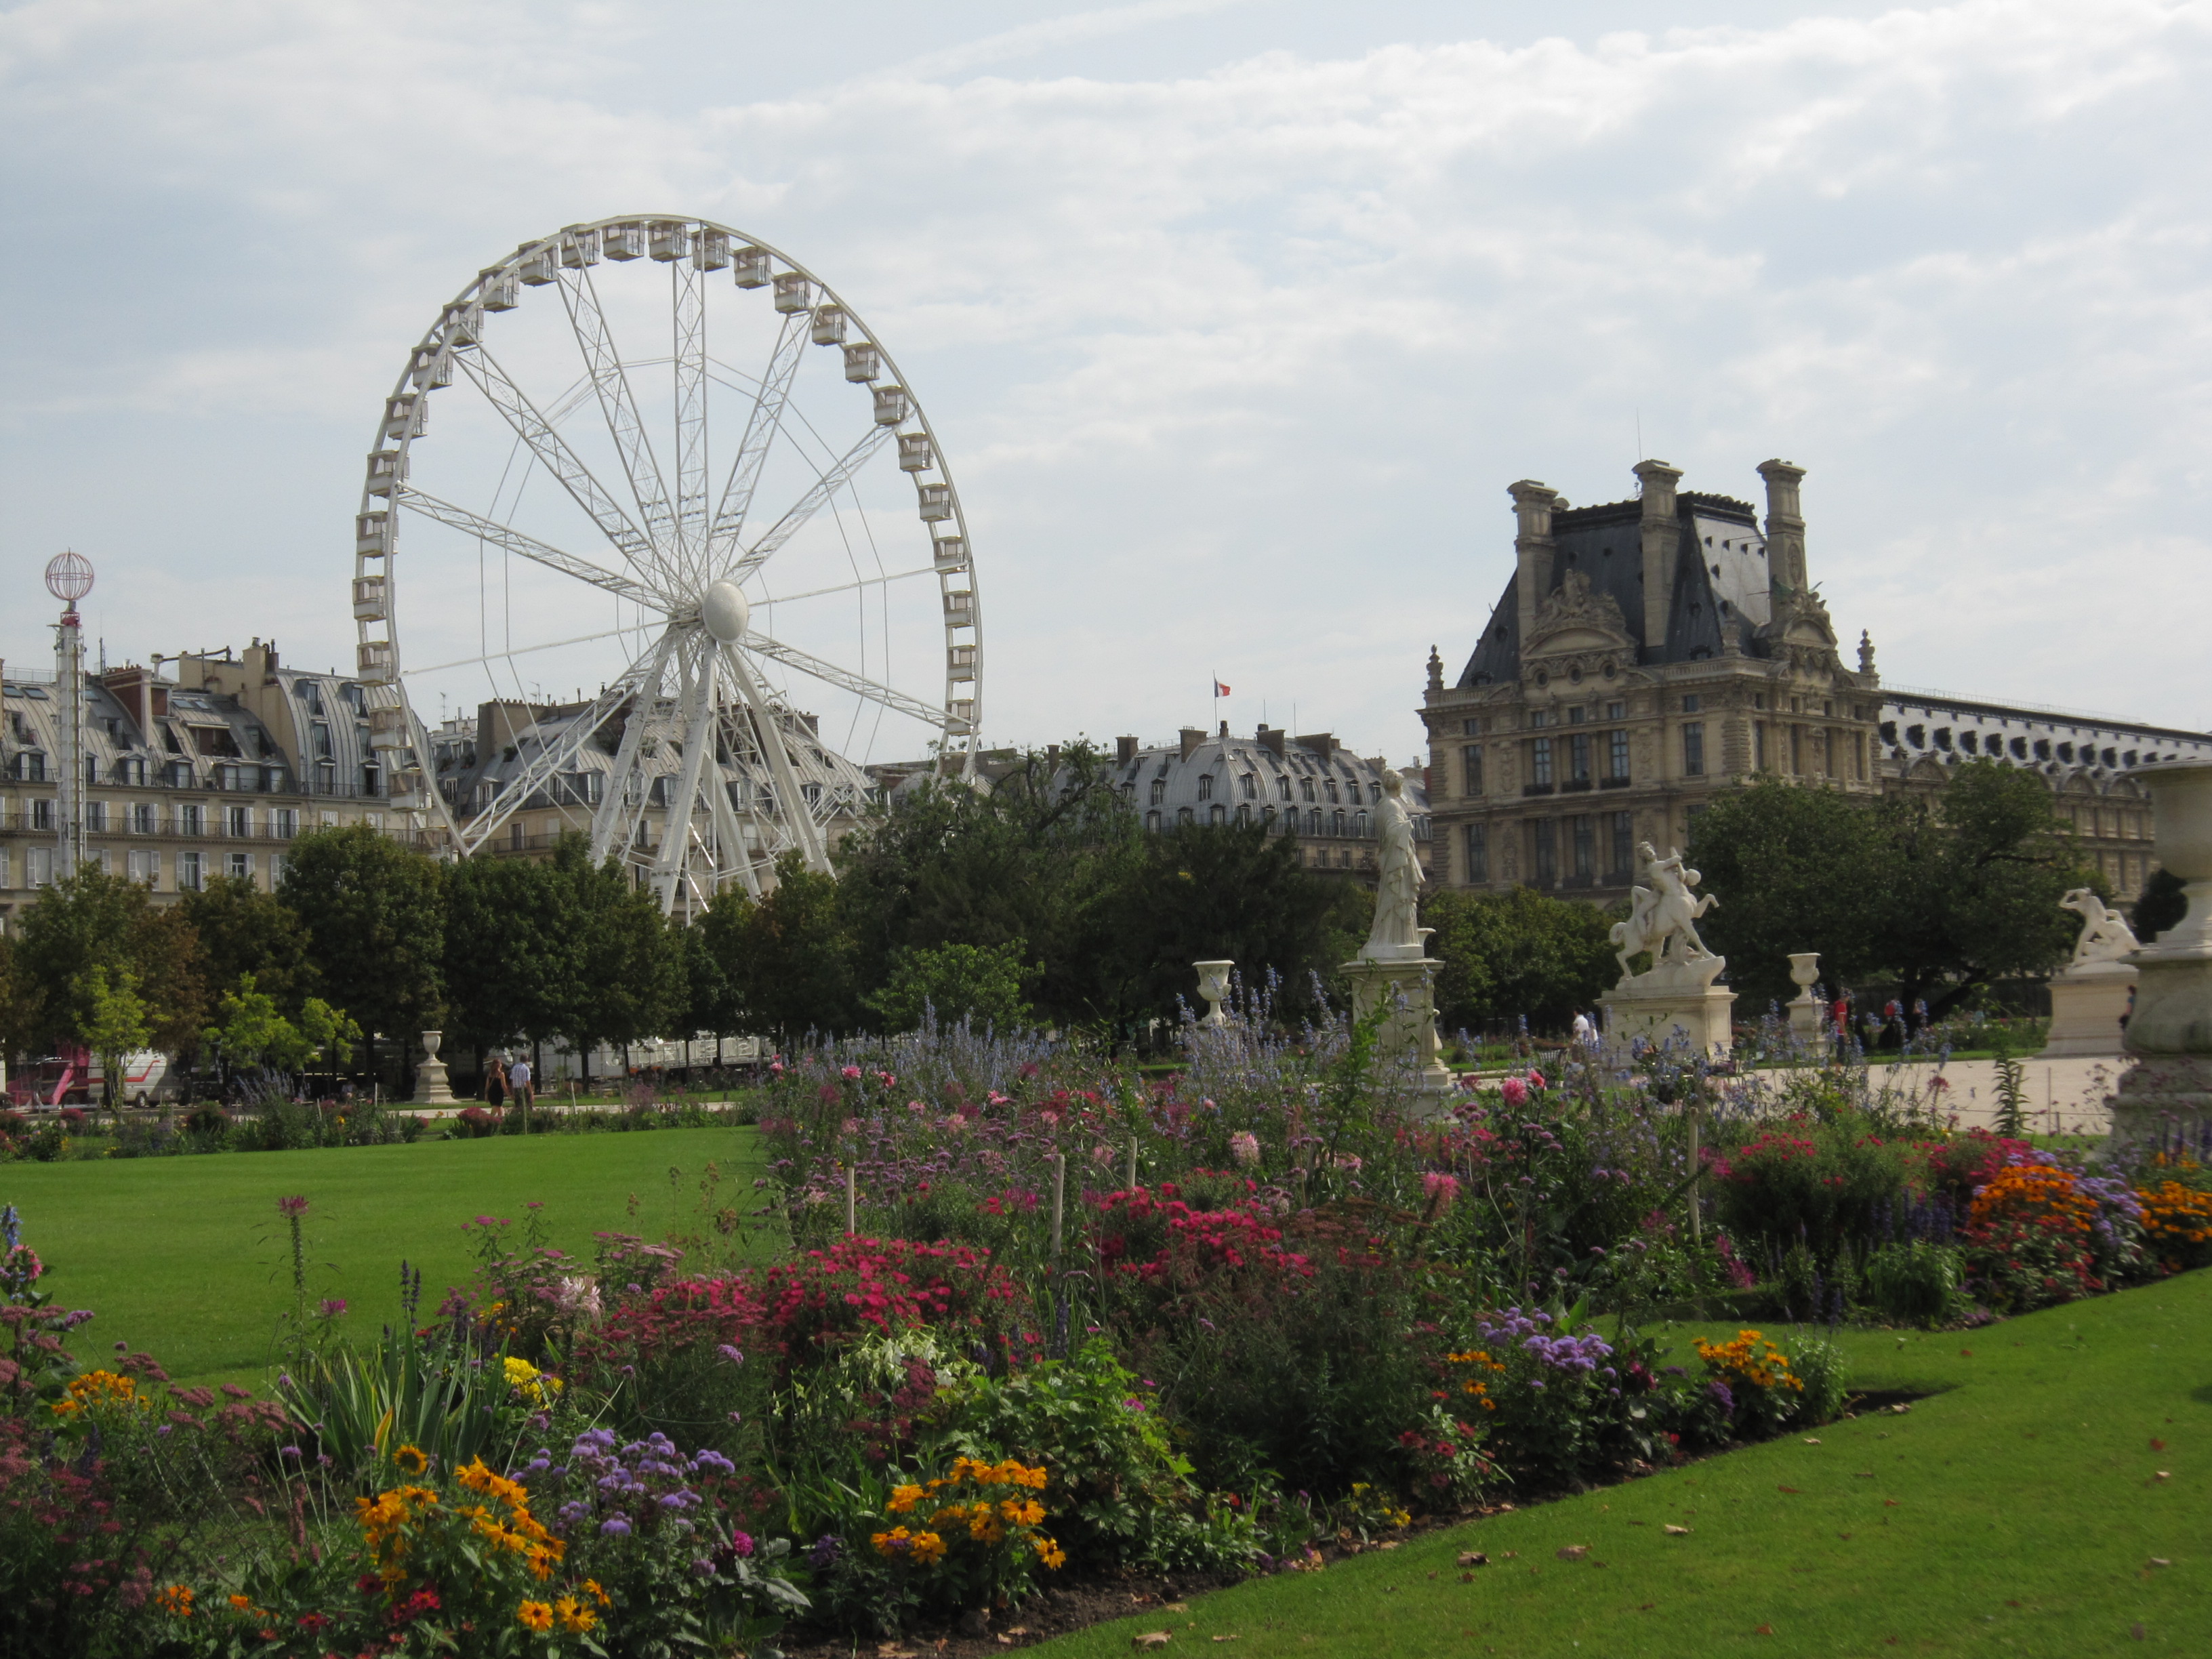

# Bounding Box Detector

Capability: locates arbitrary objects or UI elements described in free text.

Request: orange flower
[516,1600,554,1632]
[154,1584,194,1618]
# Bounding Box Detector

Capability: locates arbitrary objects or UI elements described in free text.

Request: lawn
[1031,1271,2212,1658]
[2,1128,777,1387]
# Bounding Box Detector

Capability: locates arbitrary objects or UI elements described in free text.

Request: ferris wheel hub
[700,579,752,644]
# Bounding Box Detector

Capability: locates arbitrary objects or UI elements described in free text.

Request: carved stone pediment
[1526,571,1634,659]
[1759,588,1838,651]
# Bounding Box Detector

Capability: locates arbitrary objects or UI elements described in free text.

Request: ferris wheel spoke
[706,311,806,564]
[720,643,832,875]
[396,488,663,610]
[450,346,669,594]
[560,265,680,569]
[455,634,666,857]
[723,424,896,584]
[752,564,935,607]
[742,630,956,731]
[672,260,710,571]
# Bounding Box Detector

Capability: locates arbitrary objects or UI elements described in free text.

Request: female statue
[1365,769,1424,955]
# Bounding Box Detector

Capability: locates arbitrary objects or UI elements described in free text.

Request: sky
[5,0,2211,770]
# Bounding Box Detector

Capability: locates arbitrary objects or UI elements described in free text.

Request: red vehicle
[3,1044,176,1109]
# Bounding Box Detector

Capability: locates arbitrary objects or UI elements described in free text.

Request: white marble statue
[1364,769,1425,956]
[2061,887,2140,967]
[1610,842,1721,980]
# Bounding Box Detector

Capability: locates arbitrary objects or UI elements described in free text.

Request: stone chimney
[1757,459,1807,596]
[1296,732,1336,761]
[1255,724,1286,759]
[1115,734,1139,764]
[1633,459,1683,653]
[1508,480,1559,656]
[1179,726,1205,761]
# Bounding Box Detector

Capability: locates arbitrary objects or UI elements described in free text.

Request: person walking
[1571,1008,1597,1050]
[485,1054,508,1109]
[509,1054,534,1114]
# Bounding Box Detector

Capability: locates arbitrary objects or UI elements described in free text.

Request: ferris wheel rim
[351,214,983,900]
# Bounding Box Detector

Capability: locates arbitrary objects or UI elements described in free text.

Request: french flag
[1213,679,1231,697]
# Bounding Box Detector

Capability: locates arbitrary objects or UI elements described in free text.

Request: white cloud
[5,0,2212,756]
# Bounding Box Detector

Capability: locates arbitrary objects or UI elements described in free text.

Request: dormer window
[1197,773,1214,801]
[1150,778,1166,806]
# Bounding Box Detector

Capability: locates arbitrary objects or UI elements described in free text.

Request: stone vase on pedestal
[1192,960,1234,1029]
[411,1029,455,1106]
[1341,932,1456,1108]
[2108,763,2212,1140]
[1785,953,1824,1045]
[1601,955,1737,1061]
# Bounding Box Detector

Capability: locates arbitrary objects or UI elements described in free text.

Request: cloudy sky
[5,0,2210,768]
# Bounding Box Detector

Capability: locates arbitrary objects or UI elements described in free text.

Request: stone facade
[1421,460,2208,903]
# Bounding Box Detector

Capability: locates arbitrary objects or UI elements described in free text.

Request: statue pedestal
[1785,952,1823,1045]
[1602,956,1736,1061]
[411,1029,455,1107]
[2106,764,2212,1143]
[2039,960,2135,1058]
[1341,942,1456,1108]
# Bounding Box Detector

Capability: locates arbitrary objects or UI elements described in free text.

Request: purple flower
[317,1298,348,1319]
[1706,1379,1736,1413]
[730,1530,756,1558]
[279,1445,302,1460]
[601,1516,632,1537]
[716,1344,745,1366]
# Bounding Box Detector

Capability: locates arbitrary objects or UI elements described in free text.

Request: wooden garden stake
[1126,1138,1139,1191]
[844,1164,857,1237]
[1050,1151,1066,1265]
[1685,1105,1702,1245]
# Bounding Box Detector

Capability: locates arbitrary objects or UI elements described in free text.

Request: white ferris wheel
[351,216,981,912]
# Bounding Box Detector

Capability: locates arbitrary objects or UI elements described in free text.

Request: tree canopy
[1422,886,1618,1037]
[278,825,445,1047]
[7,868,207,1054]
[179,875,316,1012]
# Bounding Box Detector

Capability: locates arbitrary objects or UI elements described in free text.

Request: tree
[2134,867,2188,943]
[1094,822,1364,1027]
[279,826,445,1073]
[1867,760,2097,1018]
[1422,886,1618,1037]
[203,972,361,1082]
[699,852,861,1046]
[10,868,208,1055]
[178,876,316,1011]
[77,966,150,1109]
[1686,779,1887,1008]
[441,854,569,1061]
[864,940,1040,1032]
[543,836,685,1074]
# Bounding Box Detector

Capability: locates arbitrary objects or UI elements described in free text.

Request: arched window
[1236,802,1252,825]
[1353,810,1370,838]
[1261,804,1276,829]
[1368,781,1382,803]
[1150,778,1166,806]
[1331,809,1346,837]
[1241,772,1257,798]
[1300,777,1315,802]
[1145,810,1161,833]
[1277,775,1292,800]
[1324,780,1340,804]
[1178,806,1195,827]
[1197,773,1214,801]
[1307,807,1322,836]
[1211,804,1226,826]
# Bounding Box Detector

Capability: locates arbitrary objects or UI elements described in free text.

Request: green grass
[3,1129,777,1387]
[1033,1273,2212,1658]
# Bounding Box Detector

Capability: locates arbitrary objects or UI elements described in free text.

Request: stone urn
[412,1029,455,1106]
[1786,953,1823,1043]
[2109,763,2212,1138]
[1192,960,1235,1028]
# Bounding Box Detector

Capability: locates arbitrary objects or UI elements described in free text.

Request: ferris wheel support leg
[589,632,676,865]
[720,644,832,878]
[704,741,760,901]
[650,644,719,915]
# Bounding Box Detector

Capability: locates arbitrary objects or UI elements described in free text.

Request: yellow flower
[909,1529,947,1565]
[516,1600,555,1632]
[555,1595,597,1633]
[1036,1537,1067,1570]
[887,1483,925,1514]
[392,1443,430,1477]
[583,1579,611,1607]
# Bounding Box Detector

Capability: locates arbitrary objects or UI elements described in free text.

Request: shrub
[1961,1162,2106,1313]
[2137,1175,2212,1272]
[1692,1329,1807,1439]
[1709,1117,1908,1263]
[863,1456,1063,1626]
[1860,1240,1967,1327]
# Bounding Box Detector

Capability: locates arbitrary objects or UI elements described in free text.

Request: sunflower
[392,1443,431,1477]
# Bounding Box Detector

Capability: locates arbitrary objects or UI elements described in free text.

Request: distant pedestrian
[1830,993,1851,1062]
[510,1056,534,1114]
[485,1055,508,1109]
[1572,1009,1597,1050]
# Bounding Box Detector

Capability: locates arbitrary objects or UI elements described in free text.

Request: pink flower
[907,1099,928,1114]
[1090,1143,1116,1167]
[276,1195,309,1219]
[1332,1152,1363,1172]
[1527,1070,1546,1090]
[1499,1077,1528,1108]
[841,1065,863,1082]
[1422,1172,1460,1213]
[1229,1132,1261,1168]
